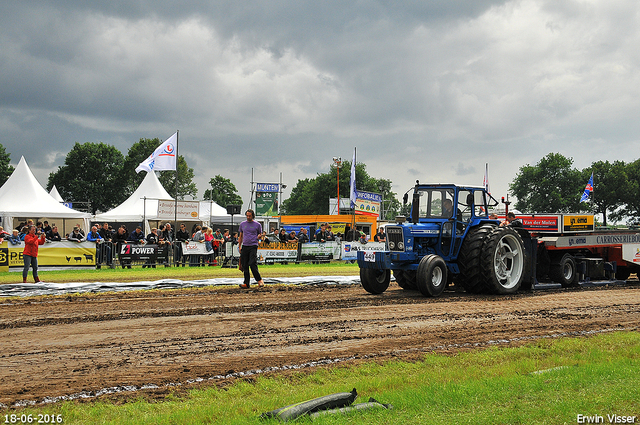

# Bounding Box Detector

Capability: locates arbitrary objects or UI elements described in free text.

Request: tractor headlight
[388,241,395,249]
[398,242,404,250]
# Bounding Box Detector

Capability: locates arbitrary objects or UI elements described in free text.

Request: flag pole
[174,130,179,238]
[351,147,356,239]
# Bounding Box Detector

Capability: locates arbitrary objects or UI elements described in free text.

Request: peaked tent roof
[49,185,64,202]
[0,156,90,218]
[94,171,173,222]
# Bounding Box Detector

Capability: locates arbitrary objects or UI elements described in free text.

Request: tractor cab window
[474,191,488,217]
[417,189,455,219]
[458,190,473,223]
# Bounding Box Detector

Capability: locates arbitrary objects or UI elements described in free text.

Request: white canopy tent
[49,185,64,202]
[0,156,91,235]
[94,171,232,234]
[94,171,173,234]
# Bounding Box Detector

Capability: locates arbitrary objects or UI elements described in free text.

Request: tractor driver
[443,199,455,218]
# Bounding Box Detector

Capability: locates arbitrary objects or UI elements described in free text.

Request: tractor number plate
[364,252,376,262]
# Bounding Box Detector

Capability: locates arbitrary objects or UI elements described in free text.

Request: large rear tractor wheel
[549,253,579,287]
[416,254,448,297]
[480,227,526,294]
[394,270,412,290]
[457,224,497,293]
[360,268,390,294]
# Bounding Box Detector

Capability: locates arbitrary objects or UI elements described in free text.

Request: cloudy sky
[1,0,639,210]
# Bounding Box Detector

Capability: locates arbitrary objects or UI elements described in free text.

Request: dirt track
[1,282,639,407]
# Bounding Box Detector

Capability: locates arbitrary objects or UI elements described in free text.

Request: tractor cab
[405,183,498,260]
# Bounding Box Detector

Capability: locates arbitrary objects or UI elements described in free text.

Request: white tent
[49,185,64,202]
[94,171,234,233]
[203,200,235,223]
[94,171,173,230]
[0,156,91,234]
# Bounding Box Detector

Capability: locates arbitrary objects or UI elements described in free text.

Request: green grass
[11,331,640,424]
[0,261,360,285]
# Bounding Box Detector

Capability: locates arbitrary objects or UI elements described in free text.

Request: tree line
[1,140,637,223]
[509,153,640,225]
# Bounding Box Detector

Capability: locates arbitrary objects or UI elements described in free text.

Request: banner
[181,241,214,255]
[256,183,280,192]
[497,215,562,233]
[255,191,278,216]
[257,241,298,263]
[300,241,341,261]
[340,241,386,261]
[2,241,97,268]
[119,243,159,261]
[157,200,200,220]
[562,214,595,232]
[316,222,346,235]
[354,190,382,217]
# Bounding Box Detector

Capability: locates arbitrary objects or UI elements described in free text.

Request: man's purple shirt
[239,220,262,246]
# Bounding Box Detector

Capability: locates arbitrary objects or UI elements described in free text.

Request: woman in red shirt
[23,225,46,283]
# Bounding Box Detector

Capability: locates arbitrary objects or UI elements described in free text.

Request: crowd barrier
[1,240,386,270]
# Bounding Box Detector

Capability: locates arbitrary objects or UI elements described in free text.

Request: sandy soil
[1,282,639,407]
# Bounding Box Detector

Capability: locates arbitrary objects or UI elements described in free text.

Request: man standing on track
[238,209,264,289]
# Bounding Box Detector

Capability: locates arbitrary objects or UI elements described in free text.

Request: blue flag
[580,172,593,203]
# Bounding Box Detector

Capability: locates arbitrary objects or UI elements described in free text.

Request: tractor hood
[405,222,440,237]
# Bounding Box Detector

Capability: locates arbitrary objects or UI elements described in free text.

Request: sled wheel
[549,253,579,287]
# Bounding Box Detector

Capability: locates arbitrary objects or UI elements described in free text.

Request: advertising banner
[562,214,595,232]
[256,183,280,192]
[300,241,341,261]
[157,200,200,220]
[282,225,311,235]
[341,241,386,261]
[257,241,298,263]
[354,190,382,217]
[317,223,347,235]
[2,241,97,268]
[119,243,159,261]
[255,191,278,216]
[181,241,214,255]
[497,215,562,233]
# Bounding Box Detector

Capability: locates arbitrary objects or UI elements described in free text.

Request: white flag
[483,163,490,194]
[135,132,178,173]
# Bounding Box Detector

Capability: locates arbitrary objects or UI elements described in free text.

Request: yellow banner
[0,242,8,272]
[2,241,97,267]
[563,214,595,232]
[315,223,347,234]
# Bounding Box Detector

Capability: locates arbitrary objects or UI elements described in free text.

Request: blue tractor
[357,182,531,297]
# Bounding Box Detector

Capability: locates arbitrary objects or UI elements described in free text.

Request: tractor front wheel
[360,268,390,294]
[416,254,448,297]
